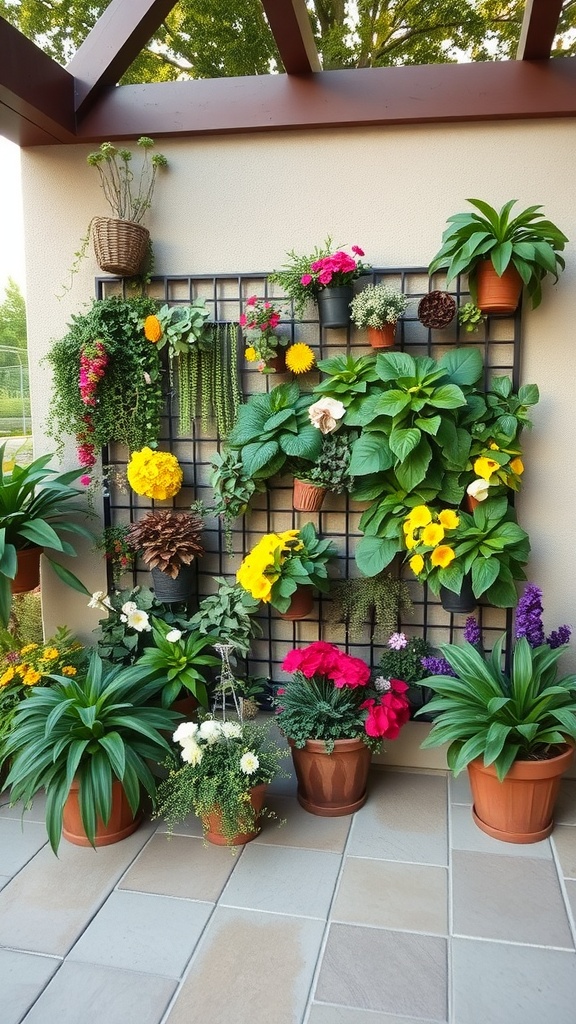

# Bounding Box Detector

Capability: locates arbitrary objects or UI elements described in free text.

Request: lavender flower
[463,616,481,646]
[514,584,545,648]
[546,625,572,650]
[421,655,456,677]
[388,632,408,650]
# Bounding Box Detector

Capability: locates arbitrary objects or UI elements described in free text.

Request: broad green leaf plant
[132,616,221,708]
[226,381,322,481]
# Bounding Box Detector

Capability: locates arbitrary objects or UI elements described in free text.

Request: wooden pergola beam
[261,0,321,74]
[517,0,564,60]
[66,0,178,116]
[0,18,76,145]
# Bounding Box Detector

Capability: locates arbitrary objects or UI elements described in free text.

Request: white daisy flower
[173,721,199,744]
[240,751,259,775]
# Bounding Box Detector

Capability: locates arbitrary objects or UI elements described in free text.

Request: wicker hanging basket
[418,291,457,329]
[92,217,150,276]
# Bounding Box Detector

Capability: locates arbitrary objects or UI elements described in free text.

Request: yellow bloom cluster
[126,447,183,500]
[0,636,84,689]
[236,530,302,603]
[403,505,460,577]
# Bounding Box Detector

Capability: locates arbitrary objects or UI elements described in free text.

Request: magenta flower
[352,245,365,256]
[301,274,313,286]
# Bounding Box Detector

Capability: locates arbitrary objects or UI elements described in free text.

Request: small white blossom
[165,629,183,643]
[88,591,113,611]
[240,751,260,775]
[126,609,151,632]
[199,720,223,744]
[121,601,138,615]
[173,721,199,744]
[308,397,345,434]
[374,675,392,693]
[221,721,242,739]
[180,739,203,766]
[143,371,152,385]
[466,478,490,501]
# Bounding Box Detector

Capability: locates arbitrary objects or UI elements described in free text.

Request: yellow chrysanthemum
[510,457,524,476]
[245,346,258,362]
[144,315,163,343]
[127,447,183,500]
[20,643,38,655]
[61,666,77,676]
[474,456,500,481]
[23,668,41,686]
[285,343,315,375]
[408,505,432,528]
[431,545,456,568]
[438,509,460,530]
[40,647,59,661]
[421,523,445,547]
[409,554,425,575]
[0,667,15,686]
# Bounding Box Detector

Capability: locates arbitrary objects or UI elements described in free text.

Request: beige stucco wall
[19,119,576,773]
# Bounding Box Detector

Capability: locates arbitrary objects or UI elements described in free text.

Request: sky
[0,136,26,298]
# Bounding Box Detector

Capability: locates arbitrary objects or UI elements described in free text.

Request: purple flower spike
[463,616,481,646]
[547,625,572,650]
[421,655,456,677]
[514,584,545,648]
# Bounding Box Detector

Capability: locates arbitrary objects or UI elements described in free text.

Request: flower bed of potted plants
[270,238,370,328]
[126,508,204,603]
[349,282,410,348]
[417,584,576,843]
[236,523,336,619]
[275,641,410,815]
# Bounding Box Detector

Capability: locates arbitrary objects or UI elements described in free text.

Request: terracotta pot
[202,782,268,846]
[62,778,142,847]
[463,494,480,513]
[288,736,372,816]
[12,546,42,594]
[277,585,314,620]
[317,285,353,329]
[293,479,327,512]
[467,744,574,843]
[475,261,523,315]
[171,693,199,719]
[367,324,396,349]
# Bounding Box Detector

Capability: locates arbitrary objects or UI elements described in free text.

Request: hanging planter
[292,479,327,512]
[202,783,268,846]
[367,324,396,349]
[151,565,195,604]
[12,546,42,594]
[92,217,150,277]
[440,575,477,614]
[62,778,142,847]
[317,286,353,329]
[277,584,314,620]
[289,737,372,816]
[475,261,523,315]
[417,291,456,329]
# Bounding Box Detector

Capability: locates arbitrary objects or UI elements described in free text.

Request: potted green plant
[0,443,93,627]
[270,239,370,327]
[291,430,355,512]
[131,615,221,711]
[188,576,262,658]
[417,585,576,843]
[209,449,266,552]
[240,295,288,372]
[457,302,485,334]
[154,717,289,846]
[428,198,568,313]
[126,509,204,603]
[377,630,434,715]
[236,523,337,620]
[1,651,180,852]
[349,283,410,348]
[89,585,156,666]
[275,641,410,815]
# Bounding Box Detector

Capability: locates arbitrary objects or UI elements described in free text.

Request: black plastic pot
[440,575,477,614]
[316,285,353,329]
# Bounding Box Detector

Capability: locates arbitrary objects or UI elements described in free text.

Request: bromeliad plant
[417,584,576,779]
[236,524,336,614]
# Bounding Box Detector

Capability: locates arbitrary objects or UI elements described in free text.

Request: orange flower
[144,315,162,343]
[431,545,456,568]
[510,457,524,476]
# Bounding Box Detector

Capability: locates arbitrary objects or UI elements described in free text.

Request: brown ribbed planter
[62,778,142,847]
[202,782,268,846]
[293,479,327,512]
[277,585,314,620]
[367,324,396,349]
[12,546,42,594]
[468,744,574,844]
[92,217,149,277]
[475,261,523,315]
[288,736,372,816]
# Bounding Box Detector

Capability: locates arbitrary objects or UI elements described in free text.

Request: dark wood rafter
[517,0,564,61]
[260,0,321,74]
[66,0,178,117]
[0,18,76,145]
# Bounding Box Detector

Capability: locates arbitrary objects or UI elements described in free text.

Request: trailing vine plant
[327,572,412,641]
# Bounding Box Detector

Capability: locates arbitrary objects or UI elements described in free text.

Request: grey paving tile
[315,923,447,1020]
[452,936,576,1024]
[220,843,341,918]
[308,1008,444,1024]
[451,803,553,858]
[0,789,47,821]
[555,780,576,825]
[0,822,155,956]
[22,961,177,1024]
[449,772,472,804]
[0,947,60,1024]
[0,818,48,876]
[255,794,351,851]
[154,812,203,837]
[67,889,212,978]
[452,850,574,947]
[552,824,576,878]
[118,834,237,900]
[165,906,324,1024]
[332,856,448,934]
[0,873,11,890]
[348,771,448,866]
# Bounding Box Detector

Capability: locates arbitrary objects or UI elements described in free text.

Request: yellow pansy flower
[438,509,460,530]
[409,554,425,575]
[421,523,445,547]
[431,545,456,568]
[251,577,274,602]
[245,346,258,362]
[408,506,432,528]
[404,529,417,550]
[474,456,500,481]
[510,457,524,475]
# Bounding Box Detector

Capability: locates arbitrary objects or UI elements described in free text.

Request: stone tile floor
[1,765,576,1024]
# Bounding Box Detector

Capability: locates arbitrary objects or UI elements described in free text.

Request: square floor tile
[555,780,576,825]
[332,856,448,934]
[449,772,472,804]
[451,803,553,859]
[0,947,59,1024]
[165,906,324,1024]
[255,794,351,851]
[220,843,341,918]
[452,937,576,1024]
[22,961,177,1024]
[0,789,47,822]
[119,834,237,900]
[315,923,447,1020]
[154,813,204,838]
[308,1008,444,1024]
[67,889,212,978]
[0,817,48,876]
[348,772,448,866]
[452,850,574,947]
[552,824,576,878]
[563,878,576,925]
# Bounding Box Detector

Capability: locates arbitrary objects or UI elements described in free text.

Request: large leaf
[394,436,432,491]
[355,536,399,576]
[438,347,483,386]
[43,556,91,596]
[388,427,421,461]
[349,433,393,476]
[241,440,280,478]
[375,350,416,381]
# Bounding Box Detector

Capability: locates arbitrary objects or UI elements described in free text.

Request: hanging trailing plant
[326,573,412,641]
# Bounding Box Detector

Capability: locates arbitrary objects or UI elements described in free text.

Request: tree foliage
[3,0,571,81]
[0,278,26,366]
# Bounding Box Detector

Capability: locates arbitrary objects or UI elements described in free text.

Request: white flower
[165,629,183,643]
[308,397,346,434]
[143,371,152,385]
[199,720,223,744]
[126,609,151,632]
[121,601,138,615]
[374,675,392,693]
[240,751,259,775]
[173,721,199,744]
[88,591,113,611]
[466,478,490,502]
[221,721,242,739]
[180,739,203,766]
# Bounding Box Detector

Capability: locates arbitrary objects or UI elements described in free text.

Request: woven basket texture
[92,217,149,276]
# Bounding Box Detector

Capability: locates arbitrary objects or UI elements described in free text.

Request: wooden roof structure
[0,0,572,147]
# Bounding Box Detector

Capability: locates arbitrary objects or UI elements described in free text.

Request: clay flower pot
[367,323,396,349]
[277,585,314,620]
[475,261,523,315]
[292,479,327,512]
[12,546,42,594]
[288,736,372,816]
[202,783,268,846]
[62,779,142,847]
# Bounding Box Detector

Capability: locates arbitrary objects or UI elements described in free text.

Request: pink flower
[318,270,333,286]
[245,295,257,306]
[361,689,410,739]
[352,245,364,256]
[282,641,340,678]
[239,313,247,326]
[301,274,313,286]
[269,313,280,328]
[80,474,92,486]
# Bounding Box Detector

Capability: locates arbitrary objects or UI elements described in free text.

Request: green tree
[0,278,27,365]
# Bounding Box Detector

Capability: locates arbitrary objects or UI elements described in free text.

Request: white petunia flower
[165,629,183,643]
[173,721,199,744]
[466,478,490,502]
[240,751,259,775]
[221,721,242,739]
[180,739,203,766]
[126,609,151,632]
[88,591,113,611]
[308,397,346,434]
[121,601,138,615]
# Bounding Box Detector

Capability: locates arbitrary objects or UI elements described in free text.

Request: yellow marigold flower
[474,456,500,481]
[431,545,456,568]
[438,509,460,530]
[40,647,59,661]
[20,643,39,655]
[61,666,77,676]
[23,668,41,686]
[0,667,15,686]
[285,343,315,375]
[409,554,425,575]
[510,457,524,476]
[127,447,183,500]
[408,505,432,528]
[245,346,258,362]
[144,315,162,343]
[421,523,445,547]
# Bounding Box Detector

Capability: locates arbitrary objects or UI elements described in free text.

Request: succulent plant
[126,510,204,579]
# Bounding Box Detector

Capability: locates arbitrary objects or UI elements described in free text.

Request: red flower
[282,641,340,677]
